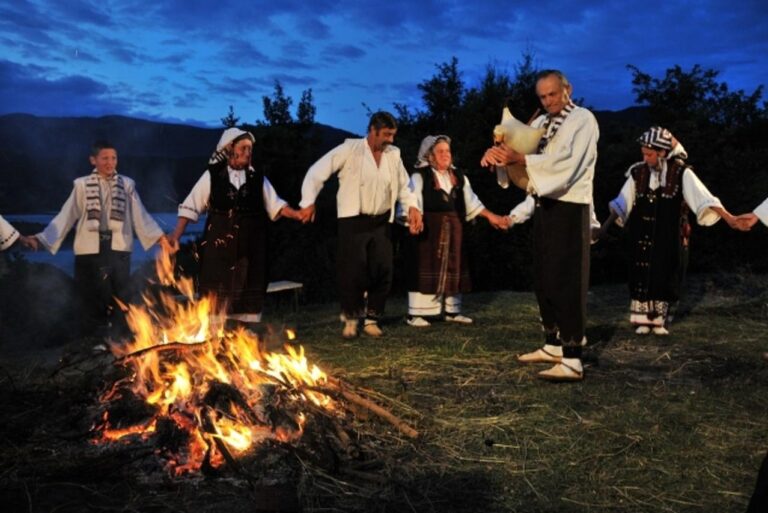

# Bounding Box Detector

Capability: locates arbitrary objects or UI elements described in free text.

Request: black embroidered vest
[416,167,466,218]
[208,161,265,215]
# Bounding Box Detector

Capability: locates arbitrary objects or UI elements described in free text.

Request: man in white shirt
[30,141,166,334]
[481,70,599,382]
[298,111,423,338]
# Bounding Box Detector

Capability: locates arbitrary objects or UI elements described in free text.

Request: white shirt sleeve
[300,141,352,208]
[608,176,635,227]
[393,157,420,213]
[754,197,768,226]
[0,215,19,250]
[178,171,211,222]
[37,182,83,254]
[589,200,600,231]
[128,182,164,250]
[462,175,485,221]
[681,168,724,226]
[508,195,536,225]
[396,173,422,225]
[263,176,288,221]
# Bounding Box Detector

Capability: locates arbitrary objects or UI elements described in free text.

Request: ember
[92,245,417,477]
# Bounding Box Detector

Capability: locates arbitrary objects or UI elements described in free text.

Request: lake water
[5,212,206,275]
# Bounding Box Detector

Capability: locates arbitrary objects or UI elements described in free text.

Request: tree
[296,88,316,125]
[262,81,293,125]
[417,56,465,130]
[628,64,766,129]
[220,105,240,128]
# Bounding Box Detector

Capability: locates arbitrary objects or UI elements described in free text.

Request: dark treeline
[245,55,768,303]
[2,56,767,307]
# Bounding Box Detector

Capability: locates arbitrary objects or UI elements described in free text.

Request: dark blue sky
[1,0,766,133]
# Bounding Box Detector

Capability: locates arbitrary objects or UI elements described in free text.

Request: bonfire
[91,245,417,478]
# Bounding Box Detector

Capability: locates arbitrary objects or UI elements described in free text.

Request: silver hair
[536,69,571,90]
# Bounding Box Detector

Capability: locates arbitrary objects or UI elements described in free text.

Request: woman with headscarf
[404,135,508,327]
[600,126,740,335]
[168,128,301,329]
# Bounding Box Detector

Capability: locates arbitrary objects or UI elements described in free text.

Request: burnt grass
[1,271,767,512]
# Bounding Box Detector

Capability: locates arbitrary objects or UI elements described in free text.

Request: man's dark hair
[91,140,117,157]
[368,111,397,132]
[536,69,571,90]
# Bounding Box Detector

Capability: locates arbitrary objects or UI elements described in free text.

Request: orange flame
[96,243,331,475]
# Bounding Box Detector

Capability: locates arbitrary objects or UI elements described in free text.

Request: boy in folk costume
[31,141,166,332]
[600,127,740,335]
[168,128,301,328]
[403,135,508,327]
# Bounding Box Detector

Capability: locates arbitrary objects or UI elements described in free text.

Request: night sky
[1,0,766,133]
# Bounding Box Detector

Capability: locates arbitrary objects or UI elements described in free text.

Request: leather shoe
[342,320,358,339]
[445,314,473,324]
[517,348,562,364]
[406,316,430,327]
[363,321,383,337]
[538,362,583,382]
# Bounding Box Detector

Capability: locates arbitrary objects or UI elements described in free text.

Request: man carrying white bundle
[481,69,599,382]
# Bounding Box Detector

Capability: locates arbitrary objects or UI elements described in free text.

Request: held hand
[733,213,759,231]
[407,207,423,235]
[721,211,741,231]
[487,213,510,231]
[297,205,316,224]
[163,233,180,254]
[280,206,302,222]
[19,235,39,251]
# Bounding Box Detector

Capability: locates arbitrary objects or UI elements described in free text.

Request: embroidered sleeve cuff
[695,200,723,226]
[178,204,200,222]
[0,229,18,250]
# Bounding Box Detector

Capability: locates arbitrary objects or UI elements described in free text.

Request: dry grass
[1,272,767,512]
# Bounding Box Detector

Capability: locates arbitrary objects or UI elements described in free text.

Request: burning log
[113,340,210,365]
[92,241,418,480]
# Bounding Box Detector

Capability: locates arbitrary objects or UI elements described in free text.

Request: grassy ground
[1,272,766,512]
[281,273,768,512]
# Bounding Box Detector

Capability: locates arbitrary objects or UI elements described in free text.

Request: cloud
[0,60,130,116]
[217,37,314,70]
[296,18,331,39]
[321,44,366,60]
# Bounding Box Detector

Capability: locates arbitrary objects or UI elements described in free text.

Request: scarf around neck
[85,170,127,232]
[536,101,577,154]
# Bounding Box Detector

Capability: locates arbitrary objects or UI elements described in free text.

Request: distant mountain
[0,114,354,213]
[0,109,645,213]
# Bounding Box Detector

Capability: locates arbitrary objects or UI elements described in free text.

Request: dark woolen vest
[418,167,466,217]
[405,168,471,295]
[199,162,269,314]
[626,158,688,303]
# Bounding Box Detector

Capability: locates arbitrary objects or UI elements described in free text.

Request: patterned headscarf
[637,126,674,151]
